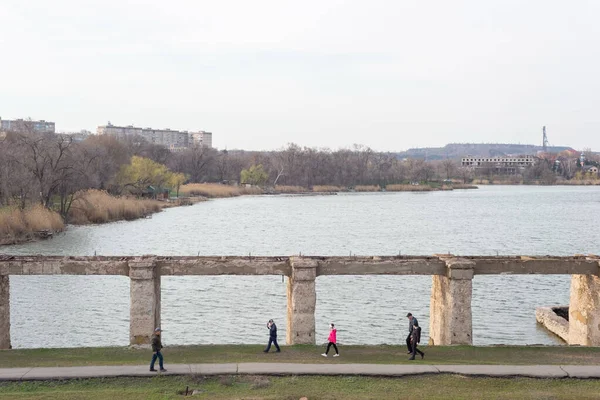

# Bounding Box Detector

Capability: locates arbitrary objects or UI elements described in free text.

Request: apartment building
[0,118,55,134]
[189,131,213,148]
[97,123,189,149]
[461,155,536,174]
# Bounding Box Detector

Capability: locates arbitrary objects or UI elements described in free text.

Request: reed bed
[0,205,64,244]
[353,185,381,192]
[385,184,435,192]
[450,184,479,189]
[68,190,164,224]
[312,185,344,192]
[179,183,263,198]
[274,185,308,193]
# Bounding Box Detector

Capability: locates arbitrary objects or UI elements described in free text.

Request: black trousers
[406,333,412,352]
[265,337,280,352]
[326,342,339,355]
[411,340,424,358]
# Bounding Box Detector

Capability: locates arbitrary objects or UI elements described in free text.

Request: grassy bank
[0,205,65,245]
[4,345,600,368]
[179,183,263,198]
[2,375,599,400]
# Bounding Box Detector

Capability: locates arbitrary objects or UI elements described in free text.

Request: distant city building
[97,123,190,150]
[58,130,92,142]
[461,155,536,174]
[189,131,212,148]
[0,118,55,134]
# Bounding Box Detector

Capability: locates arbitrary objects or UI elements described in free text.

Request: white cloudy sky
[0,0,598,151]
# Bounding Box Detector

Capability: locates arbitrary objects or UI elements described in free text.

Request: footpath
[1,363,600,381]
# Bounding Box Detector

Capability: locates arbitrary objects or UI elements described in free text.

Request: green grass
[2,375,600,400]
[3,345,600,368]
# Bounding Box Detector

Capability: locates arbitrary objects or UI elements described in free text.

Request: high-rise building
[0,118,55,134]
[97,123,189,149]
[189,131,213,148]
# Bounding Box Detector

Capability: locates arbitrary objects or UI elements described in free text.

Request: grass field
[1,374,600,400]
[4,345,600,368]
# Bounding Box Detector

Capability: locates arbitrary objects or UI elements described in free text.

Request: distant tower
[542,126,548,152]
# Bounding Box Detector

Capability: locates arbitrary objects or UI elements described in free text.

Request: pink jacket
[328,329,337,344]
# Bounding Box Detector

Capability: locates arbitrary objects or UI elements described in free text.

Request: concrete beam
[316,257,446,276]
[129,258,161,346]
[0,256,128,276]
[287,258,316,345]
[159,256,291,276]
[429,258,474,346]
[0,275,10,349]
[471,256,599,275]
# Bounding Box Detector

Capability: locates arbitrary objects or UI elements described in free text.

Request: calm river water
[4,186,600,348]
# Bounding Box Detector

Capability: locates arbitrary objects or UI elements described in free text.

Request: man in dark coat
[406,313,419,353]
[150,328,167,372]
[264,319,281,353]
[408,320,425,360]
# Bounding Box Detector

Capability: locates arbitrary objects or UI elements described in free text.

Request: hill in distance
[396,143,575,160]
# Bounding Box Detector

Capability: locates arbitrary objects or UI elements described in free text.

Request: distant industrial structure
[461,155,536,174]
[0,118,55,134]
[96,123,212,150]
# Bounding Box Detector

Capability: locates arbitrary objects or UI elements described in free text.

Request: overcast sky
[0,1,598,151]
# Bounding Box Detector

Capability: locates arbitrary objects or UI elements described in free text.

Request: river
[4,185,600,348]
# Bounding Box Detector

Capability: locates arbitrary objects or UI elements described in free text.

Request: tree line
[1,128,598,218]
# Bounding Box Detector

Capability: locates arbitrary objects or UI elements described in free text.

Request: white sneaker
[321,353,327,357]
[333,354,340,357]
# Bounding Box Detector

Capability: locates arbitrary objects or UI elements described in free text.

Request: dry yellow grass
[451,184,479,189]
[0,205,64,244]
[274,185,307,193]
[385,184,435,192]
[68,190,164,224]
[354,185,381,192]
[180,183,263,198]
[312,185,344,192]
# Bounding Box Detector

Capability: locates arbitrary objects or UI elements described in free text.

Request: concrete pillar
[287,257,317,345]
[429,258,474,345]
[0,275,10,349]
[129,258,161,346]
[569,261,600,345]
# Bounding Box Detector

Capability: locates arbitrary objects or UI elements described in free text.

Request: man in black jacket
[149,328,167,372]
[406,313,418,353]
[408,320,425,360]
[264,319,281,353]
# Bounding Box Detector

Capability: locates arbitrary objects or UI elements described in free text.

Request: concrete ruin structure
[0,255,599,349]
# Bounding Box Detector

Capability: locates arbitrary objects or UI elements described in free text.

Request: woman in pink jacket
[321,323,339,357]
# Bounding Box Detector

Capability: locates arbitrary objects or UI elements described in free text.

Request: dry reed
[385,184,435,192]
[274,185,308,193]
[312,185,344,192]
[0,205,64,244]
[179,183,263,198]
[354,185,381,192]
[68,190,164,224]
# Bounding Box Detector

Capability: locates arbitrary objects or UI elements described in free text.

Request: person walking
[408,320,425,360]
[405,313,418,354]
[321,323,340,357]
[264,319,281,353]
[149,328,167,372]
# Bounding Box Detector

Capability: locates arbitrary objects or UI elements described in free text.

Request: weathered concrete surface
[471,256,599,275]
[429,258,474,346]
[1,255,598,276]
[129,259,161,346]
[160,256,291,276]
[316,256,446,276]
[4,364,600,381]
[0,275,10,349]
[536,306,569,342]
[569,268,600,346]
[287,258,316,345]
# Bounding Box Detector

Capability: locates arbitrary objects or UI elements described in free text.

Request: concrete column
[429,258,474,345]
[287,257,317,345]
[0,275,10,349]
[129,258,161,346]
[569,261,600,345]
